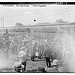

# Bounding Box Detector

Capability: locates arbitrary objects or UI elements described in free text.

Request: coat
[45,49,52,58]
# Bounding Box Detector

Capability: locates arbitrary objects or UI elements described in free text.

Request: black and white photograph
[0,2,75,73]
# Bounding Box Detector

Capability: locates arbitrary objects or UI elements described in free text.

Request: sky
[0,5,75,27]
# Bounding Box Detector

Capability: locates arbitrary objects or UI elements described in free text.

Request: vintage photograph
[0,2,75,73]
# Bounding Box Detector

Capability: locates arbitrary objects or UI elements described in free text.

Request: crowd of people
[0,29,64,73]
[12,35,62,72]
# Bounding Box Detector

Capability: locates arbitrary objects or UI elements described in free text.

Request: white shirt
[18,50,27,63]
[14,61,24,68]
[52,59,59,66]
[35,52,39,56]
[14,61,21,67]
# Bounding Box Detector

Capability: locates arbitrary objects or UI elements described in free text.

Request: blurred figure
[52,59,59,69]
[35,51,39,57]
[31,46,38,61]
[45,49,52,67]
[45,57,51,67]
[18,49,27,72]
[14,61,24,73]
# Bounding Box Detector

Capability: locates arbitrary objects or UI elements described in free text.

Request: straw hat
[52,59,59,66]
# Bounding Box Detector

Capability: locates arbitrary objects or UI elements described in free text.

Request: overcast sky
[0,5,75,27]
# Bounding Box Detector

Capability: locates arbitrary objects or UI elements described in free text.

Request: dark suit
[45,49,52,67]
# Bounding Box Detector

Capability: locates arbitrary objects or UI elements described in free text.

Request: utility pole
[1,16,4,28]
[2,16,4,28]
[1,16,4,34]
